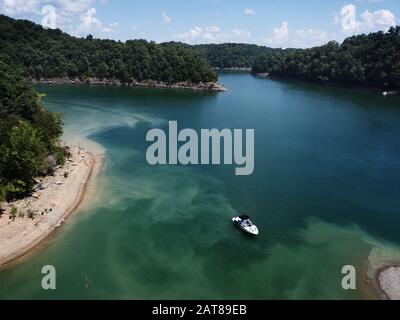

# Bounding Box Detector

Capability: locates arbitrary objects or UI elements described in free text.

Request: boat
[232,215,259,236]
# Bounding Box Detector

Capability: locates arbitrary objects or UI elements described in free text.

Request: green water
[1,73,400,299]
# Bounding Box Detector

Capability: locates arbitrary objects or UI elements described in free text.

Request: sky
[0,0,399,48]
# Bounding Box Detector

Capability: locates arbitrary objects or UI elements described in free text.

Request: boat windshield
[243,219,253,227]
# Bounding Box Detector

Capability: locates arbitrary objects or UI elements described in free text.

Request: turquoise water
[1,72,400,299]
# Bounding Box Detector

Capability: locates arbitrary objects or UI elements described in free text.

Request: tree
[33,107,63,151]
[0,121,46,196]
[0,184,6,211]
[0,15,217,84]
[0,59,66,199]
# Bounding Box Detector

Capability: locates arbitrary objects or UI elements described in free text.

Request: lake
[0,72,399,299]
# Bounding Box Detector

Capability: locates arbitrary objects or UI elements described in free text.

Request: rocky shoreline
[376,265,400,300]
[32,78,227,92]
[215,67,252,71]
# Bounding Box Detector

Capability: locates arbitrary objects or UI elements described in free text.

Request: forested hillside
[191,43,281,69]
[0,15,217,84]
[0,60,66,203]
[252,27,400,90]
[1,14,398,90]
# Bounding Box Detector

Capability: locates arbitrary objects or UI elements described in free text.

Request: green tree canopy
[0,60,65,201]
[251,27,400,90]
[0,15,217,84]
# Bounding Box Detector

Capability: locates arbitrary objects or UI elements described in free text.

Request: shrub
[0,121,46,196]
[10,205,17,220]
[0,184,6,211]
[27,209,36,220]
[4,180,26,200]
[54,145,67,166]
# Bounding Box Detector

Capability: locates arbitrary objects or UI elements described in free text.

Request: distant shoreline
[252,72,400,96]
[32,78,227,92]
[0,146,99,269]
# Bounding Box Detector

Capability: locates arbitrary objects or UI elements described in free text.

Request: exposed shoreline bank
[0,146,99,269]
[375,265,400,300]
[214,67,252,71]
[32,78,227,92]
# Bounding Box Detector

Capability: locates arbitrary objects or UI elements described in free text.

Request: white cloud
[265,21,328,48]
[361,9,396,32]
[0,0,94,16]
[77,7,100,31]
[265,21,289,46]
[58,0,92,13]
[172,26,251,44]
[335,4,362,34]
[162,11,171,24]
[335,3,396,35]
[264,3,397,49]
[1,0,41,15]
[244,8,256,15]
[73,7,114,34]
[0,0,119,36]
[293,29,328,47]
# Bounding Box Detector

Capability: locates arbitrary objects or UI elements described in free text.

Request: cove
[0,72,399,300]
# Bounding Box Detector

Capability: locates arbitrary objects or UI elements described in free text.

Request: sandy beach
[0,146,98,269]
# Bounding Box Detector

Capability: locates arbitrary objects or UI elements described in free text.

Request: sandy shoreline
[0,146,99,269]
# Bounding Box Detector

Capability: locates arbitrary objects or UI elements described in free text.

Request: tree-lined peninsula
[0,15,218,89]
[0,60,66,204]
[1,14,399,92]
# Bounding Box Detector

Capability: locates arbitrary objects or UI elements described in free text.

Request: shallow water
[0,72,399,299]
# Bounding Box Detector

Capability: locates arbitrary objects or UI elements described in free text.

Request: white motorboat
[232,215,259,236]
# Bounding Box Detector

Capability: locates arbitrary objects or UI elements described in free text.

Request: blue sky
[1,0,399,48]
